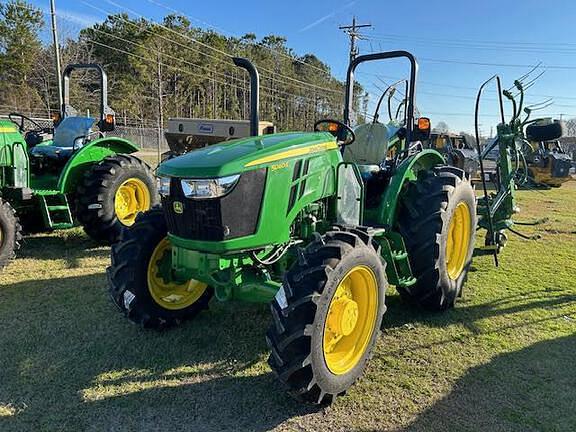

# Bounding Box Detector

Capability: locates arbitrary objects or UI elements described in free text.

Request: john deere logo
[173,201,184,214]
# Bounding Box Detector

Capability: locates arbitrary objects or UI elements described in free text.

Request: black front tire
[397,166,477,310]
[107,208,213,329]
[75,154,158,244]
[266,227,387,405]
[0,199,22,270]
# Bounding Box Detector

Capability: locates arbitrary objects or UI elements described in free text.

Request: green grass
[1,183,575,432]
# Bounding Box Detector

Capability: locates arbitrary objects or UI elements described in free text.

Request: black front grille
[163,168,267,241]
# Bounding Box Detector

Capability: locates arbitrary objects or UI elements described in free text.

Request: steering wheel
[314,119,356,146]
[8,112,48,134]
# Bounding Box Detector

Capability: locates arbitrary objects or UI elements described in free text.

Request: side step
[37,190,74,230]
[376,231,417,288]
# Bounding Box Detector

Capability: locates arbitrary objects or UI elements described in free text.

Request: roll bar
[61,63,115,130]
[344,51,418,145]
[233,57,260,137]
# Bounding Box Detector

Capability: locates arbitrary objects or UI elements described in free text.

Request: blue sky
[30,0,576,133]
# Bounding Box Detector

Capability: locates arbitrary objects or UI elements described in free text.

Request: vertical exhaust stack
[233,57,260,137]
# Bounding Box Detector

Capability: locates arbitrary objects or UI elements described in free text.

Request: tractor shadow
[17,231,110,267]
[0,273,318,432]
[390,335,576,431]
[381,289,576,357]
[2,271,574,431]
[383,289,576,329]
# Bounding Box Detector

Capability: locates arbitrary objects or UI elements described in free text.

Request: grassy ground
[0,182,575,432]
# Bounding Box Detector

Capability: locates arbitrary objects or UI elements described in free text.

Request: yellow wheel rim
[323,265,378,375]
[114,178,151,226]
[147,238,208,310]
[446,202,472,280]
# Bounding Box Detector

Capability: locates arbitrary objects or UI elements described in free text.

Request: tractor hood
[157,131,337,178]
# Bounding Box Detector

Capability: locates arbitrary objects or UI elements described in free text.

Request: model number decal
[308,143,332,153]
[271,162,289,171]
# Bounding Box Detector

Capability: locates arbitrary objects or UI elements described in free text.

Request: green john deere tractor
[0,63,157,269]
[108,52,536,404]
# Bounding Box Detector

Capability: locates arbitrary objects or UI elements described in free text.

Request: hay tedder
[521,122,572,188]
[108,51,554,404]
[0,64,157,269]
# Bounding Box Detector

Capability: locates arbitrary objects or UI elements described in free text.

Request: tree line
[0,0,368,132]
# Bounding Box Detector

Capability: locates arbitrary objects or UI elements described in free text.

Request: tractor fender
[377,149,445,227]
[57,137,140,194]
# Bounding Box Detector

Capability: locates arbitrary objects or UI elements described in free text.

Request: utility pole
[339,17,372,62]
[156,51,164,165]
[50,0,63,112]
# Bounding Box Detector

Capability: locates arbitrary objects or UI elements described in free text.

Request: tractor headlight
[157,176,171,197]
[180,175,240,199]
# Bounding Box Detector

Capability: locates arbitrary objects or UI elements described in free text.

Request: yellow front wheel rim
[147,238,208,310]
[114,178,151,226]
[446,202,472,280]
[323,265,378,375]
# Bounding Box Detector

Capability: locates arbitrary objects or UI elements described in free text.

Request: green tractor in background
[108,52,537,404]
[0,64,157,269]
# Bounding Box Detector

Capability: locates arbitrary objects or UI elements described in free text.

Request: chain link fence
[108,126,169,153]
[0,114,169,155]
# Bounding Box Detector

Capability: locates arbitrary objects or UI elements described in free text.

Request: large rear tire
[396,166,477,310]
[75,154,158,244]
[0,199,22,270]
[266,228,387,404]
[107,208,213,329]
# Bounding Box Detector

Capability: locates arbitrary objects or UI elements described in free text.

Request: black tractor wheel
[266,228,387,404]
[397,166,477,310]
[107,208,213,329]
[75,154,158,244]
[0,199,22,270]
[526,120,564,142]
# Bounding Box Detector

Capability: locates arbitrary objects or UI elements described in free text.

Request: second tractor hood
[157,131,337,178]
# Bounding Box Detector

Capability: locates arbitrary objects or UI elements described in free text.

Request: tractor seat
[343,123,401,165]
[29,117,95,174]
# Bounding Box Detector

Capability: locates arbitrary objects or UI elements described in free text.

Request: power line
[358,71,576,102]
[422,56,576,71]
[96,0,342,94]
[361,43,576,70]
[83,40,283,103]
[144,0,335,78]
[366,34,576,56]
[80,1,342,95]
[367,32,576,49]
[8,0,346,127]
[83,38,335,107]
[62,12,245,86]
[422,111,576,118]
[46,10,344,112]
